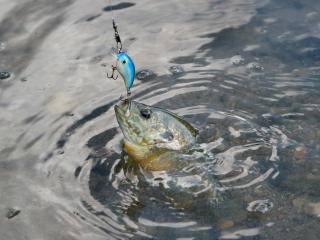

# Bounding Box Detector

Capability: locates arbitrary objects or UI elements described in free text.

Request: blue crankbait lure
[116,52,135,93]
[107,19,135,98]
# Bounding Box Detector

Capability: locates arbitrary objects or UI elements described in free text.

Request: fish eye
[140,108,151,119]
[122,60,127,64]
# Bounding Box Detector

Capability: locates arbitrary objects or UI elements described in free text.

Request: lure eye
[140,108,151,119]
[122,60,127,64]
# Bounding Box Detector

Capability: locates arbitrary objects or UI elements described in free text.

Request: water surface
[1,0,320,239]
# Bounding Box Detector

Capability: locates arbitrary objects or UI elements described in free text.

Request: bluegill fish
[115,100,220,204]
[114,100,198,170]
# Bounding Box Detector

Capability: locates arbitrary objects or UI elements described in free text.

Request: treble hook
[107,65,118,80]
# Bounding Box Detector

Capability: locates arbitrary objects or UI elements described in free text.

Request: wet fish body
[115,100,220,204]
[114,100,198,170]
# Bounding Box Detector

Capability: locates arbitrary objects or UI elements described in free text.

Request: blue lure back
[116,52,136,91]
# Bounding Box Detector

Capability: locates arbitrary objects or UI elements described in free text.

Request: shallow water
[1,0,320,239]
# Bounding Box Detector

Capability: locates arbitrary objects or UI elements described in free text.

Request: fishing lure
[107,19,136,98]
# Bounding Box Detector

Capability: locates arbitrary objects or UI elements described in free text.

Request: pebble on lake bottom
[294,145,307,159]
[136,69,156,80]
[230,55,245,65]
[0,42,5,51]
[247,62,264,72]
[218,219,234,230]
[57,149,64,155]
[293,197,320,217]
[0,71,11,80]
[304,202,320,217]
[247,199,274,214]
[6,208,21,219]
[169,65,185,76]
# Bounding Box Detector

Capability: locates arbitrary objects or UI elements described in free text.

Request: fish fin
[124,140,173,170]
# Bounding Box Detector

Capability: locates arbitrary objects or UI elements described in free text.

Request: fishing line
[107,0,135,101]
[109,0,115,21]
[106,0,122,80]
[109,0,122,52]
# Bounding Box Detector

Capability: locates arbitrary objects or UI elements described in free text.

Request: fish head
[115,52,135,90]
[115,100,168,147]
[115,101,198,154]
[115,100,198,169]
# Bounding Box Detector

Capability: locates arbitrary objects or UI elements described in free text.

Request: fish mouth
[114,100,132,139]
[114,102,126,123]
[114,100,131,118]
